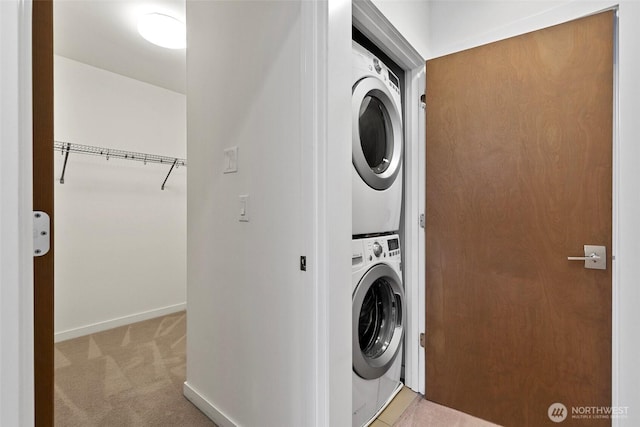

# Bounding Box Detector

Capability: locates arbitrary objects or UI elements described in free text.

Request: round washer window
[358,95,393,174]
[352,263,404,380]
[359,278,398,359]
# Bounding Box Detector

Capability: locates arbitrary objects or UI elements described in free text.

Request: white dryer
[352,41,403,236]
[352,235,404,427]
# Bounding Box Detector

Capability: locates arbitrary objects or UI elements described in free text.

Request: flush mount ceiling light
[137,13,186,49]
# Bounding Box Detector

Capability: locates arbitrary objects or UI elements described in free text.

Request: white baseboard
[183,382,238,427]
[54,302,186,342]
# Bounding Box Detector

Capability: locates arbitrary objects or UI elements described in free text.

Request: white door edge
[0,0,35,426]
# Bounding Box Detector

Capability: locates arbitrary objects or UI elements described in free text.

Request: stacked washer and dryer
[351,41,405,427]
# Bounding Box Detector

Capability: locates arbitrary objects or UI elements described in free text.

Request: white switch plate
[223,146,238,173]
[239,195,249,222]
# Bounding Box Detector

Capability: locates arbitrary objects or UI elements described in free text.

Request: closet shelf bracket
[60,143,71,184]
[161,159,178,191]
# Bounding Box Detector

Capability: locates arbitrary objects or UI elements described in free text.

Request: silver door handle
[568,253,600,261]
[568,245,606,270]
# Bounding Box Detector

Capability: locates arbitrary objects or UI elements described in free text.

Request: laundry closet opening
[53,4,187,344]
[52,59,187,344]
[52,0,189,423]
[351,26,410,427]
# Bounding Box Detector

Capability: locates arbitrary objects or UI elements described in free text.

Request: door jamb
[611,9,620,420]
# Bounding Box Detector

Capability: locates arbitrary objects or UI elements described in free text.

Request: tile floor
[374,386,500,427]
[371,386,417,426]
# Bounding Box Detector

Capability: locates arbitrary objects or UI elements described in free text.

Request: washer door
[352,77,403,191]
[353,263,404,380]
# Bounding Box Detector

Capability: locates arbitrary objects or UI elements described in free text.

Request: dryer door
[353,263,405,380]
[352,77,403,191]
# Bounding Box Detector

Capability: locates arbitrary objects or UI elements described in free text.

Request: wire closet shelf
[53,141,187,190]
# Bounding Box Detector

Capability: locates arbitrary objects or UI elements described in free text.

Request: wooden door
[425,12,613,427]
[33,0,55,425]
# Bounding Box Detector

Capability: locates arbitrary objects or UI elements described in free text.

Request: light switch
[239,195,249,222]
[223,146,238,173]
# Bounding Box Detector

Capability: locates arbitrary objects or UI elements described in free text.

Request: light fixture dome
[137,13,186,49]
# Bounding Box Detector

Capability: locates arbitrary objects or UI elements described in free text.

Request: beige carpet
[55,312,216,426]
[392,397,501,427]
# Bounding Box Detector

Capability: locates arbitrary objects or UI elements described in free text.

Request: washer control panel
[352,235,401,268]
[372,242,383,257]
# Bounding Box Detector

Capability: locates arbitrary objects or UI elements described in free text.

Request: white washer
[352,235,404,427]
[352,41,403,236]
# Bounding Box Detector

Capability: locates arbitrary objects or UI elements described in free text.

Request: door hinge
[419,332,425,348]
[33,211,50,257]
[419,213,425,229]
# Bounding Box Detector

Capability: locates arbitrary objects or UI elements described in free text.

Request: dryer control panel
[353,41,402,97]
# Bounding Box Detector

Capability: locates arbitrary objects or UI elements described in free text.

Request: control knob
[373,58,382,74]
[372,242,383,257]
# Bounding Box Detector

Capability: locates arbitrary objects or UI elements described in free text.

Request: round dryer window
[359,96,392,174]
[352,263,405,380]
[352,77,403,191]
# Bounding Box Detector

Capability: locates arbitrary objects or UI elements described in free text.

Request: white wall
[326,0,355,424]
[370,0,430,58]
[0,1,34,425]
[185,1,336,426]
[422,1,640,425]
[54,55,187,340]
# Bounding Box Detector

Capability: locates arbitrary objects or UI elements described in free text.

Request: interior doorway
[33,1,189,424]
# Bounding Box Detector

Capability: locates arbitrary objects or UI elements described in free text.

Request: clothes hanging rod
[53,141,187,190]
[54,141,187,167]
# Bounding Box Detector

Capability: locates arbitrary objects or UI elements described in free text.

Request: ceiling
[54,0,186,94]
